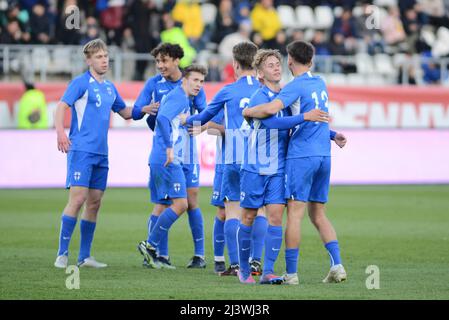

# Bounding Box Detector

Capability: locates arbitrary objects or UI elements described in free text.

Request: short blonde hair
[83,39,108,58]
[253,49,282,70]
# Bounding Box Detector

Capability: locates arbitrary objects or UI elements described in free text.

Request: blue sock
[325,240,342,267]
[237,223,252,277]
[147,214,159,242]
[188,208,205,257]
[285,248,299,274]
[263,225,282,276]
[224,218,240,265]
[158,231,169,258]
[57,214,77,256]
[251,215,268,262]
[148,208,179,248]
[78,219,96,262]
[213,217,225,259]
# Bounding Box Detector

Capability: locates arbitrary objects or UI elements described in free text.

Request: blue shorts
[240,170,286,209]
[221,164,241,202]
[285,157,331,203]
[182,163,200,189]
[149,163,187,204]
[210,170,225,208]
[66,151,108,191]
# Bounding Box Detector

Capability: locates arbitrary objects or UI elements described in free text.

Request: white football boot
[322,264,347,283]
[77,256,107,268]
[282,273,299,285]
[54,255,68,269]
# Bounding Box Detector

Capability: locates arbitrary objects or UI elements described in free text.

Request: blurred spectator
[80,16,100,45]
[172,0,205,51]
[98,0,125,46]
[311,30,330,72]
[0,19,30,43]
[271,29,288,56]
[29,3,51,44]
[421,51,442,84]
[55,0,81,44]
[402,8,421,54]
[17,81,48,129]
[211,0,237,44]
[397,52,418,84]
[329,32,357,73]
[331,8,358,39]
[356,3,385,55]
[125,0,160,81]
[250,0,282,48]
[290,28,304,42]
[218,20,251,61]
[160,12,196,68]
[417,0,449,28]
[205,55,222,82]
[381,6,407,50]
[233,1,250,25]
[19,0,49,13]
[250,31,264,48]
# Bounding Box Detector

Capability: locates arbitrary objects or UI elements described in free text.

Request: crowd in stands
[1,0,449,83]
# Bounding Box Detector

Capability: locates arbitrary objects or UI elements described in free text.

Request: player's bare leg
[55,187,89,268]
[308,202,346,283]
[77,189,107,268]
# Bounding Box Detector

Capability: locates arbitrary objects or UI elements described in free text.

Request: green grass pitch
[1,186,448,300]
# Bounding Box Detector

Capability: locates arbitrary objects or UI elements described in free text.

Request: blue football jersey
[243,86,291,175]
[276,71,331,159]
[210,109,225,173]
[61,71,126,155]
[134,74,206,165]
[149,86,190,165]
[192,75,260,164]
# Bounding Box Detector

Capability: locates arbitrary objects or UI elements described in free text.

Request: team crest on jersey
[106,86,112,95]
[74,172,81,181]
[212,191,219,200]
[174,183,181,192]
[240,192,246,201]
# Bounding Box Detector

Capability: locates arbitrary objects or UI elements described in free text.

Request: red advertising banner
[1,83,448,128]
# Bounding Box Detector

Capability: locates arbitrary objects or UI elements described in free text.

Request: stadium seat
[31,47,50,73]
[48,47,72,74]
[374,54,395,75]
[296,5,315,29]
[0,102,14,129]
[333,6,343,18]
[355,53,375,74]
[365,74,387,86]
[314,6,334,29]
[201,3,217,26]
[432,27,449,57]
[373,0,398,7]
[352,6,363,18]
[346,73,366,85]
[277,5,297,29]
[325,73,347,85]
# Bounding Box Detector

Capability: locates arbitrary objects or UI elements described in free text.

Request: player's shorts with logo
[285,156,331,203]
[182,163,200,188]
[240,170,286,209]
[221,164,241,202]
[66,150,109,191]
[210,170,225,207]
[149,163,187,204]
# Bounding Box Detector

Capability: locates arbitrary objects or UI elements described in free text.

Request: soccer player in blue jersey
[238,49,331,284]
[181,42,260,276]
[243,40,348,284]
[54,39,134,269]
[138,65,208,269]
[133,43,207,269]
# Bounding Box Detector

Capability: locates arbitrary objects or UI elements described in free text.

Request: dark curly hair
[150,43,184,60]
